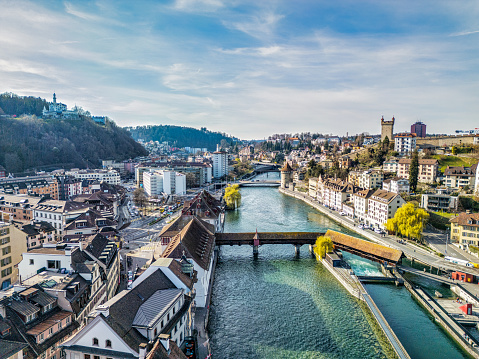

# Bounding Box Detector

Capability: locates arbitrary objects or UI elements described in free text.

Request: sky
[1,0,478,140]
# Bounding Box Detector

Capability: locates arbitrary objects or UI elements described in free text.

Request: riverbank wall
[313,250,411,359]
[398,272,479,358]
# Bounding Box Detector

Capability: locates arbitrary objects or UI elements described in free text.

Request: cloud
[223,11,284,40]
[450,29,479,37]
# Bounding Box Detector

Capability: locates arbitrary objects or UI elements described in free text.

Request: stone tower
[381,116,395,142]
[280,162,293,189]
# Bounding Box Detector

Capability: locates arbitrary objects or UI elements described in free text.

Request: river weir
[208,184,470,359]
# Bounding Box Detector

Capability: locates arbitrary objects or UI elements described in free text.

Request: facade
[280,162,293,190]
[394,133,417,156]
[62,263,193,359]
[0,223,28,289]
[444,165,476,189]
[0,165,6,178]
[366,189,405,228]
[212,148,228,179]
[21,221,56,249]
[382,177,410,194]
[421,194,458,212]
[0,175,59,200]
[380,116,395,142]
[397,159,438,184]
[56,176,83,200]
[65,169,121,185]
[308,178,318,199]
[33,200,91,235]
[411,121,426,137]
[143,170,187,196]
[450,213,479,246]
[352,189,375,224]
[383,159,399,173]
[358,170,384,190]
[0,194,44,223]
[321,178,356,211]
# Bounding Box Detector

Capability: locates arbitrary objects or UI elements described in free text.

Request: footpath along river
[208,181,469,359]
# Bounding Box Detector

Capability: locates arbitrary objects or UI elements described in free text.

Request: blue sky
[1,0,478,139]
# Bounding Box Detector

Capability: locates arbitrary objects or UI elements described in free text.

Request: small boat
[435,290,443,298]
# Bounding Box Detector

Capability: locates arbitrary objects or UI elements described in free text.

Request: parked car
[357,224,364,230]
[339,212,347,216]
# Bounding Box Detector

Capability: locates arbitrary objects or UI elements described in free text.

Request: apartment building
[212,148,228,179]
[383,159,399,173]
[65,169,121,185]
[0,175,59,200]
[450,213,479,246]
[143,169,187,196]
[359,170,384,189]
[0,223,27,289]
[394,132,417,156]
[366,189,405,228]
[382,177,410,194]
[444,165,476,189]
[33,199,91,235]
[421,194,458,212]
[0,194,44,223]
[397,158,438,184]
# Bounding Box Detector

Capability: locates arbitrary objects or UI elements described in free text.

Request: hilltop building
[42,93,79,119]
[381,116,395,142]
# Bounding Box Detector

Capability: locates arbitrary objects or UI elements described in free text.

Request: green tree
[451,146,457,155]
[313,236,334,259]
[224,184,241,210]
[409,149,419,192]
[383,136,390,151]
[385,203,429,242]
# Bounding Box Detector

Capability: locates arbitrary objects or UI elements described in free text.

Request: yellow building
[1,223,27,289]
[450,213,479,246]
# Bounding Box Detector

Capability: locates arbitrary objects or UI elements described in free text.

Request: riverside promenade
[279,187,479,276]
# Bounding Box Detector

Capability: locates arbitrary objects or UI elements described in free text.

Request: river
[208,182,469,359]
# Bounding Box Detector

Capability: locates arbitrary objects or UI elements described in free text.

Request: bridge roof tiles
[326,230,403,264]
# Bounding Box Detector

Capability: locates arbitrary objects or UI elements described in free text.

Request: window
[1,267,12,278]
[84,355,91,359]
[47,260,60,269]
[1,256,11,267]
[93,338,99,346]
[106,340,112,348]
[29,259,34,265]
[0,236,9,245]
[2,246,11,256]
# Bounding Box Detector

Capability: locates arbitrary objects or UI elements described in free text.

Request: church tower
[53,93,57,104]
[381,116,395,142]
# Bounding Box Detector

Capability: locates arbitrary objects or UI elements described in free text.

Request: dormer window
[93,337,99,346]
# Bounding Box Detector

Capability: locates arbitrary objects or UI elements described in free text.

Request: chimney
[96,304,110,317]
[159,334,170,352]
[139,343,147,359]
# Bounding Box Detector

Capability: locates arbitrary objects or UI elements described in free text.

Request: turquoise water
[209,186,469,359]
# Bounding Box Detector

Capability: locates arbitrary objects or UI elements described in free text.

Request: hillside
[126,125,238,150]
[0,116,148,174]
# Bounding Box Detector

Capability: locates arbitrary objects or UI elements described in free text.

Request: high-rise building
[411,121,426,137]
[212,145,228,179]
[394,133,417,156]
[380,116,395,142]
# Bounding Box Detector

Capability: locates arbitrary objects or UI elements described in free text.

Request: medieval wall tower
[381,116,395,142]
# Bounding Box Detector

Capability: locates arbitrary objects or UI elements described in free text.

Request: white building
[62,260,194,359]
[383,159,399,173]
[382,177,410,194]
[367,189,405,228]
[358,170,384,189]
[212,146,228,179]
[394,133,417,156]
[65,169,121,185]
[33,199,90,235]
[143,169,186,197]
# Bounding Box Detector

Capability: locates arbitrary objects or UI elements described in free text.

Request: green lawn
[432,155,477,173]
[433,211,456,219]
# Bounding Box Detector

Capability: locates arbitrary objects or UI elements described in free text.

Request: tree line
[126,125,237,151]
[0,92,49,117]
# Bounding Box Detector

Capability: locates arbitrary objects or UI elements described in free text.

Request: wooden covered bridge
[215,229,404,265]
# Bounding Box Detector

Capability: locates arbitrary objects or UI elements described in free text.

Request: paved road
[284,190,479,276]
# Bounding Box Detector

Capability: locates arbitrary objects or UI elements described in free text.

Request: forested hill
[126,125,238,150]
[0,116,148,174]
[0,93,48,116]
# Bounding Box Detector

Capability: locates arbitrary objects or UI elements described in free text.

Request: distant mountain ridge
[0,92,147,174]
[126,125,239,151]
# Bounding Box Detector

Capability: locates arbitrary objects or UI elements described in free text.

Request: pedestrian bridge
[215,230,404,265]
[238,180,280,187]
